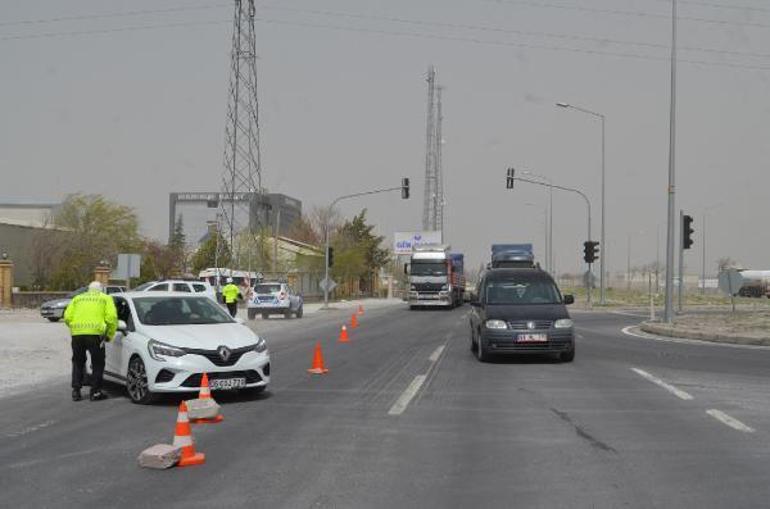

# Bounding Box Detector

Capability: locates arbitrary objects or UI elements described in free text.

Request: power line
[0,19,230,42]
[262,5,770,60]
[657,0,770,15]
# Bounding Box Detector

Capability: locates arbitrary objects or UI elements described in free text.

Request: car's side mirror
[117,320,128,334]
[563,295,575,305]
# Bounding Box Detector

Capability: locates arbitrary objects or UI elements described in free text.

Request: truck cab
[406,245,464,309]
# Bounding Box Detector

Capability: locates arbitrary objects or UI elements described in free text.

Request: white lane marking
[388,375,427,416]
[428,345,445,362]
[4,420,56,438]
[631,368,694,401]
[622,325,770,351]
[706,409,755,433]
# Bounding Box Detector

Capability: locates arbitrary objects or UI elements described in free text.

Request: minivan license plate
[210,378,246,390]
[516,333,547,343]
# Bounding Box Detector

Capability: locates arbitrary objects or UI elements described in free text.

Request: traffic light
[583,241,599,264]
[401,178,410,199]
[682,214,694,249]
[327,247,334,267]
[506,167,515,189]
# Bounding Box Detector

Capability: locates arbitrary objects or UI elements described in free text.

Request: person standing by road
[63,281,117,402]
[222,277,242,318]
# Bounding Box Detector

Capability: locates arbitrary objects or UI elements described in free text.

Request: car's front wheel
[126,356,155,404]
[46,317,60,322]
[475,334,489,362]
[560,347,575,363]
[247,308,257,320]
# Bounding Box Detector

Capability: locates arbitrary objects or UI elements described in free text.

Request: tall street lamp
[523,202,548,268]
[556,101,606,305]
[521,171,553,273]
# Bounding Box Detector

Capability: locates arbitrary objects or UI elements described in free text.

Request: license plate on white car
[516,333,547,343]
[209,378,246,390]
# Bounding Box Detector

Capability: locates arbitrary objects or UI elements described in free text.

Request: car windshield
[133,296,234,325]
[485,278,562,305]
[411,262,447,276]
[256,284,282,294]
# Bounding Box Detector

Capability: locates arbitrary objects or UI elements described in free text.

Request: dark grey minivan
[469,269,575,362]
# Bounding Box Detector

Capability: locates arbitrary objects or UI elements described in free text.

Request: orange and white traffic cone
[307,342,329,374]
[350,313,358,329]
[357,304,364,316]
[338,325,350,343]
[190,373,223,424]
[173,401,205,467]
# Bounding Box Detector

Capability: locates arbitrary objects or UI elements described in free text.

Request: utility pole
[678,209,684,312]
[627,234,632,292]
[664,0,678,323]
[218,0,263,279]
[435,85,445,241]
[701,212,706,294]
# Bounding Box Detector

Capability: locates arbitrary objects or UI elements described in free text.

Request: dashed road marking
[387,375,427,415]
[706,409,755,433]
[428,345,445,362]
[631,367,694,401]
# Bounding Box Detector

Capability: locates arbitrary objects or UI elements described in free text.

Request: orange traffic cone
[350,313,358,329]
[338,325,350,343]
[307,342,329,374]
[191,373,223,424]
[173,401,206,467]
[358,304,364,316]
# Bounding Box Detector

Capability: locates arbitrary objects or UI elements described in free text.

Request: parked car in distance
[469,268,575,363]
[40,285,126,322]
[247,282,303,320]
[133,280,217,301]
[107,292,270,404]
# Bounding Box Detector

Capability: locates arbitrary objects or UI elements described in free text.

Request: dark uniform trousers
[71,335,105,392]
[226,302,237,317]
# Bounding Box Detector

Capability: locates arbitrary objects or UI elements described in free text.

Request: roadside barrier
[338,325,350,343]
[307,342,329,374]
[173,401,206,467]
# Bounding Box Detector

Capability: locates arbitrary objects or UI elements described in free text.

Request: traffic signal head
[401,178,410,199]
[683,214,694,249]
[506,167,515,189]
[327,246,334,267]
[583,241,599,263]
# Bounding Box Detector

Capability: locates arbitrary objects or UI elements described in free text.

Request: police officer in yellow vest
[222,277,242,318]
[64,281,118,401]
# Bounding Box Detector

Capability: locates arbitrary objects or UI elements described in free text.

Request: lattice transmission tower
[216,0,265,274]
[421,66,444,239]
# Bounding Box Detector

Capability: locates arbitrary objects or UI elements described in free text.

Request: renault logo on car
[527,321,536,330]
[217,345,232,362]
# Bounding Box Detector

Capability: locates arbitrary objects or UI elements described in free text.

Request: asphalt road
[2,305,770,508]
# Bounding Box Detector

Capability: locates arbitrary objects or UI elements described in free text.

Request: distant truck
[720,269,770,298]
[406,245,465,308]
[489,243,536,269]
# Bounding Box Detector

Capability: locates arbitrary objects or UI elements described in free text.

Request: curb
[640,322,770,346]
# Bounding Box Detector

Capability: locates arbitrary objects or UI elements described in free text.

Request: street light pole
[322,184,408,309]
[664,0,678,323]
[556,102,606,304]
[522,171,553,273]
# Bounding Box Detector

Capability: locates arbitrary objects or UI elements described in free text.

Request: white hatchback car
[107,292,270,404]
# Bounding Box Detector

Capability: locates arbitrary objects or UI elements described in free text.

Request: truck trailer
[489,243,536,269]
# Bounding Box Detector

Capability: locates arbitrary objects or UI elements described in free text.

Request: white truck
[405,245,465,309]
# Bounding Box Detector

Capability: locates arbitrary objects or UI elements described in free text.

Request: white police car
[246,282,304,320]
[106,292,270,404]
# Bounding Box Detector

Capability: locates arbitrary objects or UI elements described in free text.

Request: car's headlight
[485,319,508,330]
[253,337,268,353]
[440,284,448,291]
[410,284,417,291]
[148,339,186,361]
[55,302,68,308]
[554,319,574,329]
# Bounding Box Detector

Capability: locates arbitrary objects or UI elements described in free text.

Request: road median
[641,311,770,346]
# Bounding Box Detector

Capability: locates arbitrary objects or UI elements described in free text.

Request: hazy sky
[2,0,769,274]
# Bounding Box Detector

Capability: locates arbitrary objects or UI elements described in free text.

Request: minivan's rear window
[256,284,282,294]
